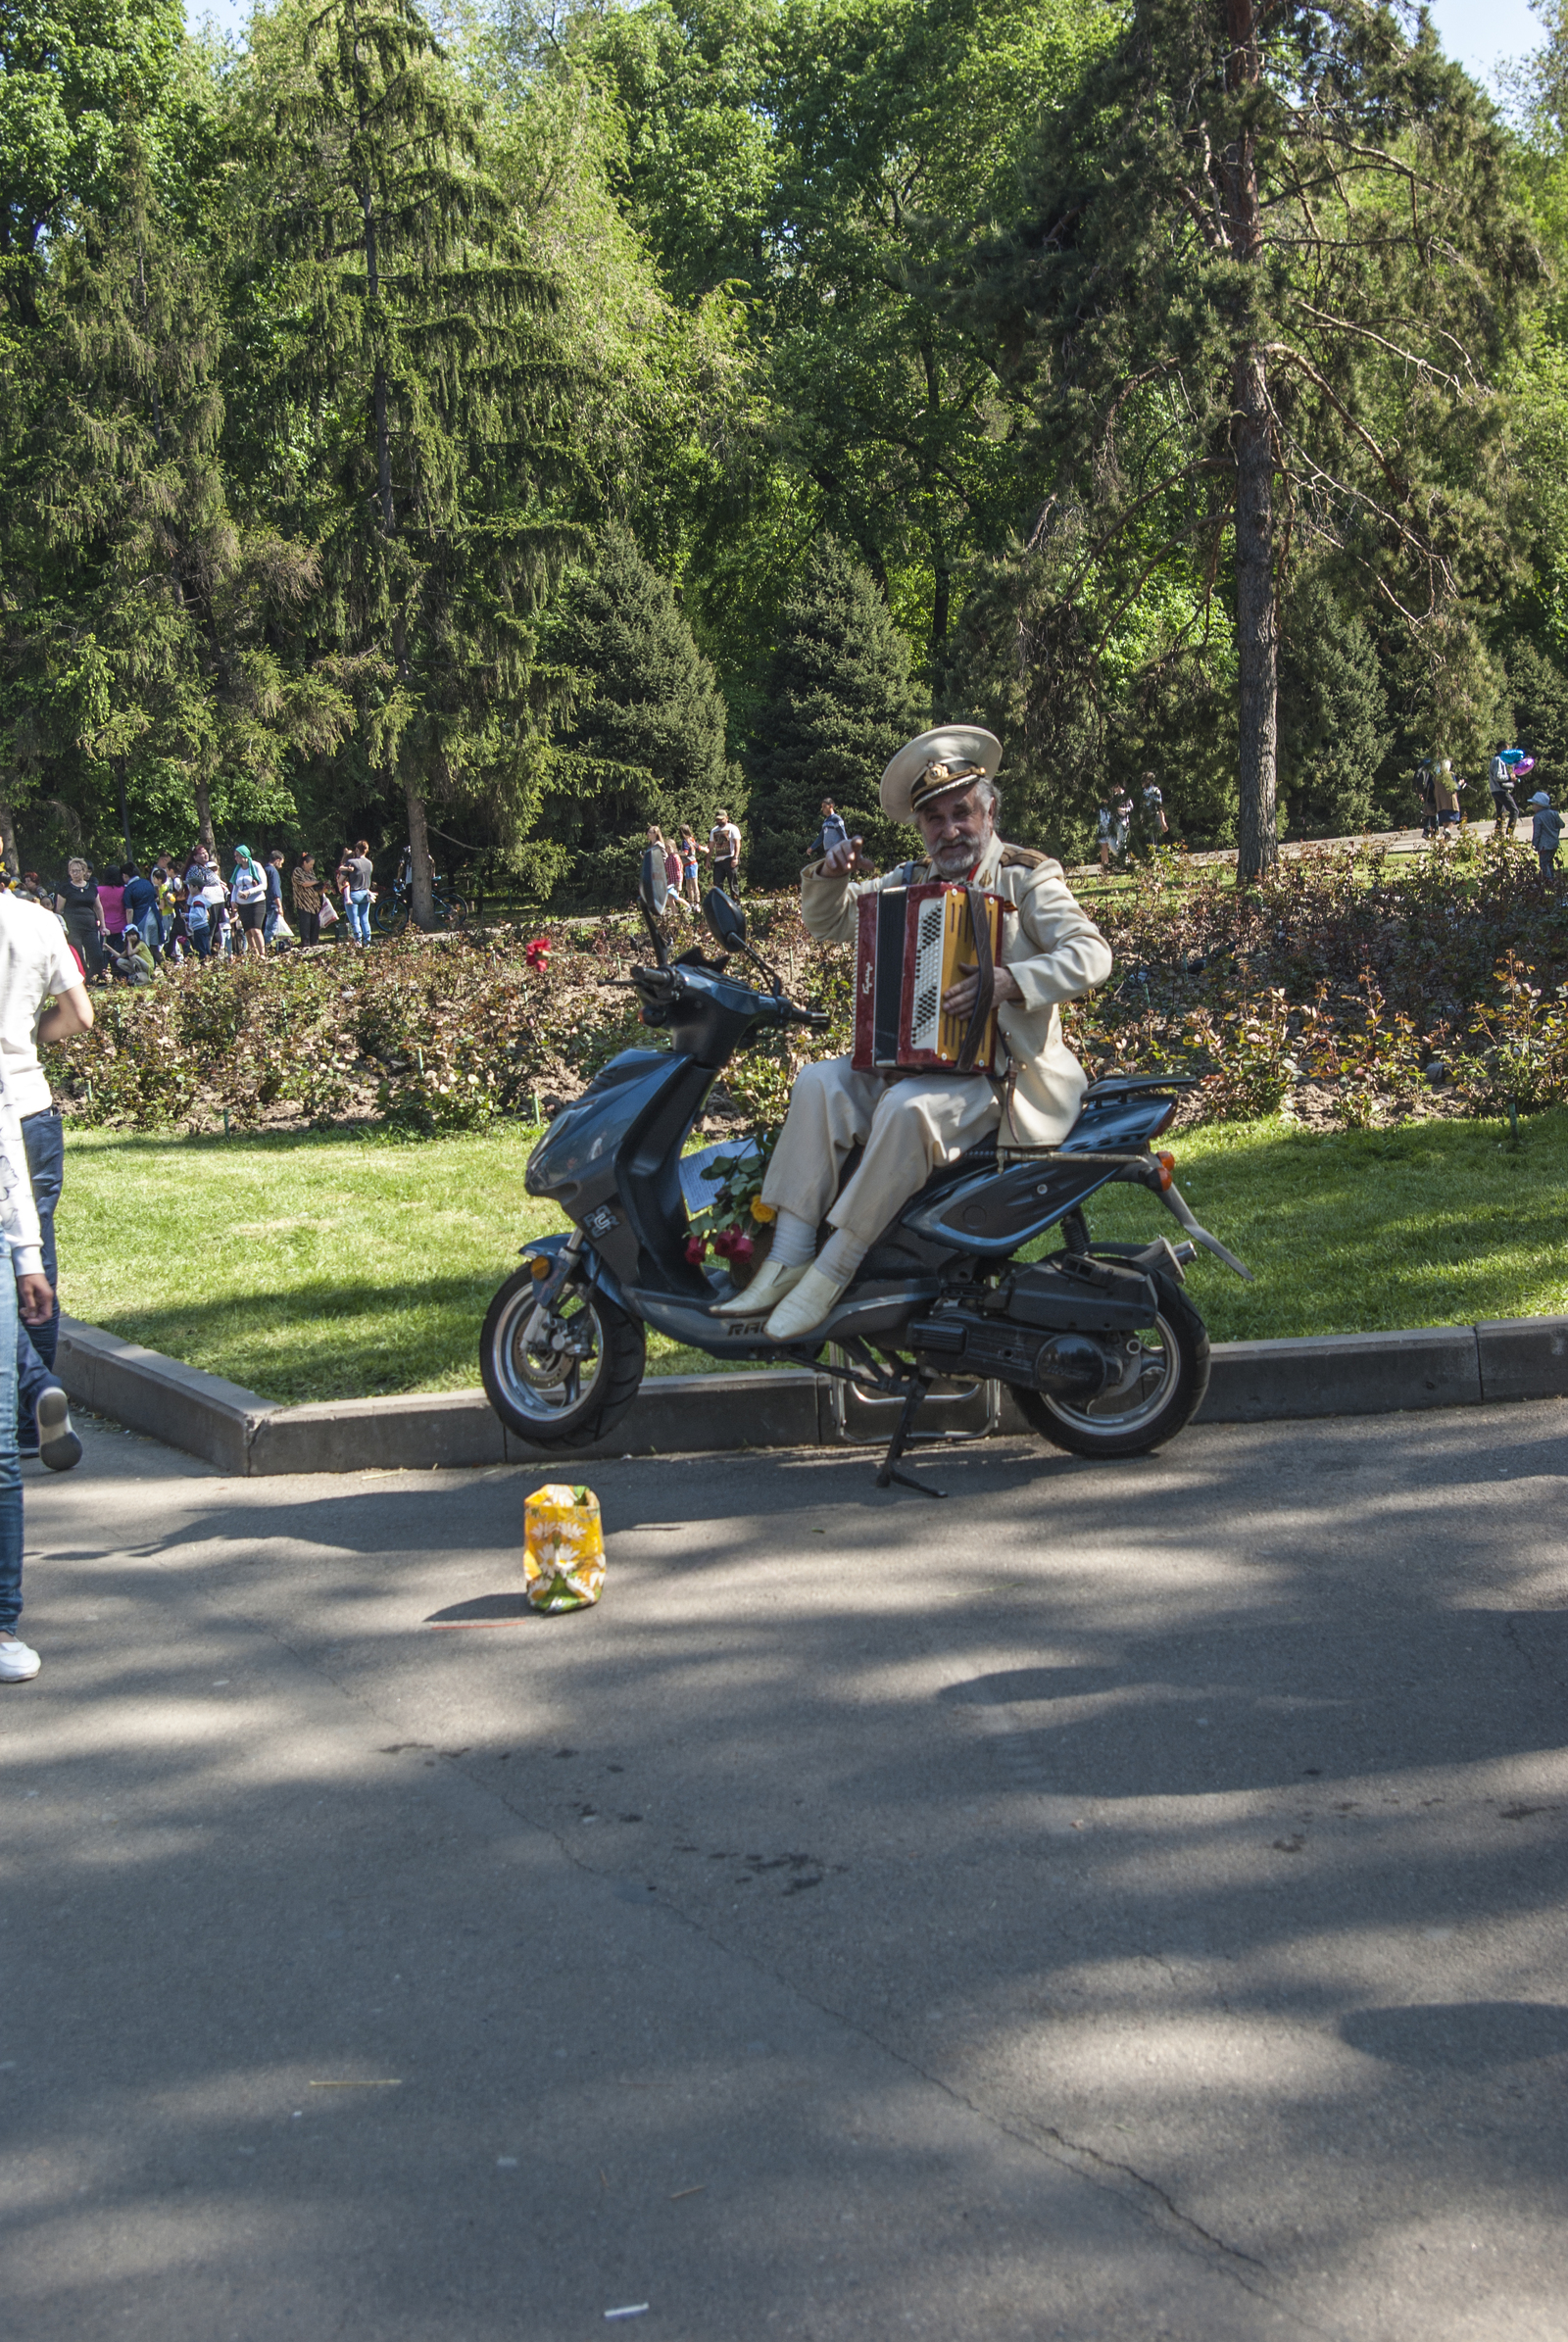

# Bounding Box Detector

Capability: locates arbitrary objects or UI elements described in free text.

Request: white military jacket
[799,832,1114,1151]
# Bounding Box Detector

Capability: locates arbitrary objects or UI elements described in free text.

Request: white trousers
[760,1055,1001,1247]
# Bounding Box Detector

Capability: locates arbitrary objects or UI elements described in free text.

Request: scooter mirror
[637,847,671,969]
[704,888,747,951]
[639,847,668,921]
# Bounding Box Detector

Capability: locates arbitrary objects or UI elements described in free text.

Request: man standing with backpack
[811,800,849,860]
[708,809,742,900]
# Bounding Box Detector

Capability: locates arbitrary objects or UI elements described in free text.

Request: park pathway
[4,1404,1567,2340]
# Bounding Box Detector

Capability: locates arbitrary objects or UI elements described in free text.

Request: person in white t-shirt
[0,892,92,1476]
[707,811,742,900]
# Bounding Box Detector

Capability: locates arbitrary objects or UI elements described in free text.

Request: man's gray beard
[930,838,983,877]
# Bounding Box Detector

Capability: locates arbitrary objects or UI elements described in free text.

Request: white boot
[710,1257,810,1318]
[764,1263,850,1342]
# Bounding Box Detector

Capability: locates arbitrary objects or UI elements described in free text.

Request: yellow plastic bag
[523,1484,606,1614]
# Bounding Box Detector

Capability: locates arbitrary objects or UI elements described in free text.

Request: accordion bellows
[852,881,1012,1074]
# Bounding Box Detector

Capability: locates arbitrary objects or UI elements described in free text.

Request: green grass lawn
[53,1109,1568,1405]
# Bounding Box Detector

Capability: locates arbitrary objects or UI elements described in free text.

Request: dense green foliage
[5,0,1568,900]
[535,521,734,894]
[747,536,923,883]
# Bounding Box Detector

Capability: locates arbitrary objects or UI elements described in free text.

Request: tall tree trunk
[1234,346,1278,880]
[193,781,215,853]
[1222,0,1277,880]
[403,774,435,931]
[0,794,19,882]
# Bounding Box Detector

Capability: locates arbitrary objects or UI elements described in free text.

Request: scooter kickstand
[874,1375,947,1499]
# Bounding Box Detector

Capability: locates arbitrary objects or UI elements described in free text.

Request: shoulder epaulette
[1001,844,1050,869]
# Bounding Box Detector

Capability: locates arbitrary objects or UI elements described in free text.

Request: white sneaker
[0,1634,41,1683]
[764,1263,851,1342]
[35,1388,82,1472]
[710,1258,810,1318]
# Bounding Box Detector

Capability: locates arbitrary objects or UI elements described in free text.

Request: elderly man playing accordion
[717,726,1114,1342]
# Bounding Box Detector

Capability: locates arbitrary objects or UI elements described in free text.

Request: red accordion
[851,880,1012,1076]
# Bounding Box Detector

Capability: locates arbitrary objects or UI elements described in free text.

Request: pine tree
[8,124,351,864]
[537,522,733,902]
[747,538,924,886]
[1506,637,1568,788]
[1277,583,1394,840]
[258,0,581,926]
[965,0,1538,878]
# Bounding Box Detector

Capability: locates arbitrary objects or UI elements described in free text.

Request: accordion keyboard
[907,893,949,1053]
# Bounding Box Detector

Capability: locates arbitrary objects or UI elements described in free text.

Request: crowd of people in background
[1414,746,1560,871]
[644,812,744,913]
[11,837,411,986]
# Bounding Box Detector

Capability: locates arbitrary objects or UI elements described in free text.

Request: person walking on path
[121,864,160,957]
[96,866,126,948]
[708,810,742,900]
[0,1045,75,1679]
[263,850,286,949]
[1431,761,1462,834]
[1490,745,1523,836]
[812,800,849,859]
[337,840,374,946]
[678,825,701,907]
[1095,799,1118,873]
[291,853,324,947]
[183,848,224,961]
[644,828,688,922]
[1140,772,1170,847]
[55,859,105,979]
[151,855,176,951]
[229,847,269,959]
[1530,791,1561,877]
[0,887,88,1478]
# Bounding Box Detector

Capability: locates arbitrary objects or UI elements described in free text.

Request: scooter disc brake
[521,1313,594,1390]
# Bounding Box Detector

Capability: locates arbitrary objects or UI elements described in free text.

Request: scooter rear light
[1156,1150,1176,1191]
[1151,1098,1177,1137]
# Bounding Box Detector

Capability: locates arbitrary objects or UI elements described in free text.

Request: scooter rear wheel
[1013,1274,1209,1459]
[480,1267,646,1448]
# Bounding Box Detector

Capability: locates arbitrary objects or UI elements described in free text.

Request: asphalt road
[4,1402,1566,2342]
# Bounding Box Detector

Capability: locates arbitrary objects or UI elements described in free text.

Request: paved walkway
[1062,822,1522,889]
[5,1405,1567,2340]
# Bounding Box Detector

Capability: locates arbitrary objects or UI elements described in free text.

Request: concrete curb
[54,1310,1568,1477]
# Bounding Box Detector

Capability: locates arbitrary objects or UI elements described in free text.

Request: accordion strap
[955,883,996,1075]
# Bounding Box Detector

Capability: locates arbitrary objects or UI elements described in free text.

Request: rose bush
[43,836,1568,1142]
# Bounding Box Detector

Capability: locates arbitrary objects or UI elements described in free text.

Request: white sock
[817,1228,869,1287]
[768,1208,817,1267]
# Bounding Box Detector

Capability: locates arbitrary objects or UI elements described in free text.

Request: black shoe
[35,1388,82,1472]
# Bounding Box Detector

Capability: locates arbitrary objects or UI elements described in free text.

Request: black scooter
[480,864,1250,1491]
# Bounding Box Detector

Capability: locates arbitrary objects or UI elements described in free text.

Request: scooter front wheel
[1014,1275,1209,1459]
[480,1266,646,1448]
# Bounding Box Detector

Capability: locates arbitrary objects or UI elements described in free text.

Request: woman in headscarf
[229,846,270,959]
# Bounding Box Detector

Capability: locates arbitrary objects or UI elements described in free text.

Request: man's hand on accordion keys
[942,961,1023,1019]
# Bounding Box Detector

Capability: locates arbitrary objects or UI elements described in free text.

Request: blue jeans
[347,891,371,945]
[19,1108,61,1373]
[137,906,163,956]
[0,1269,24,1633]
[16,1106,64,1452]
